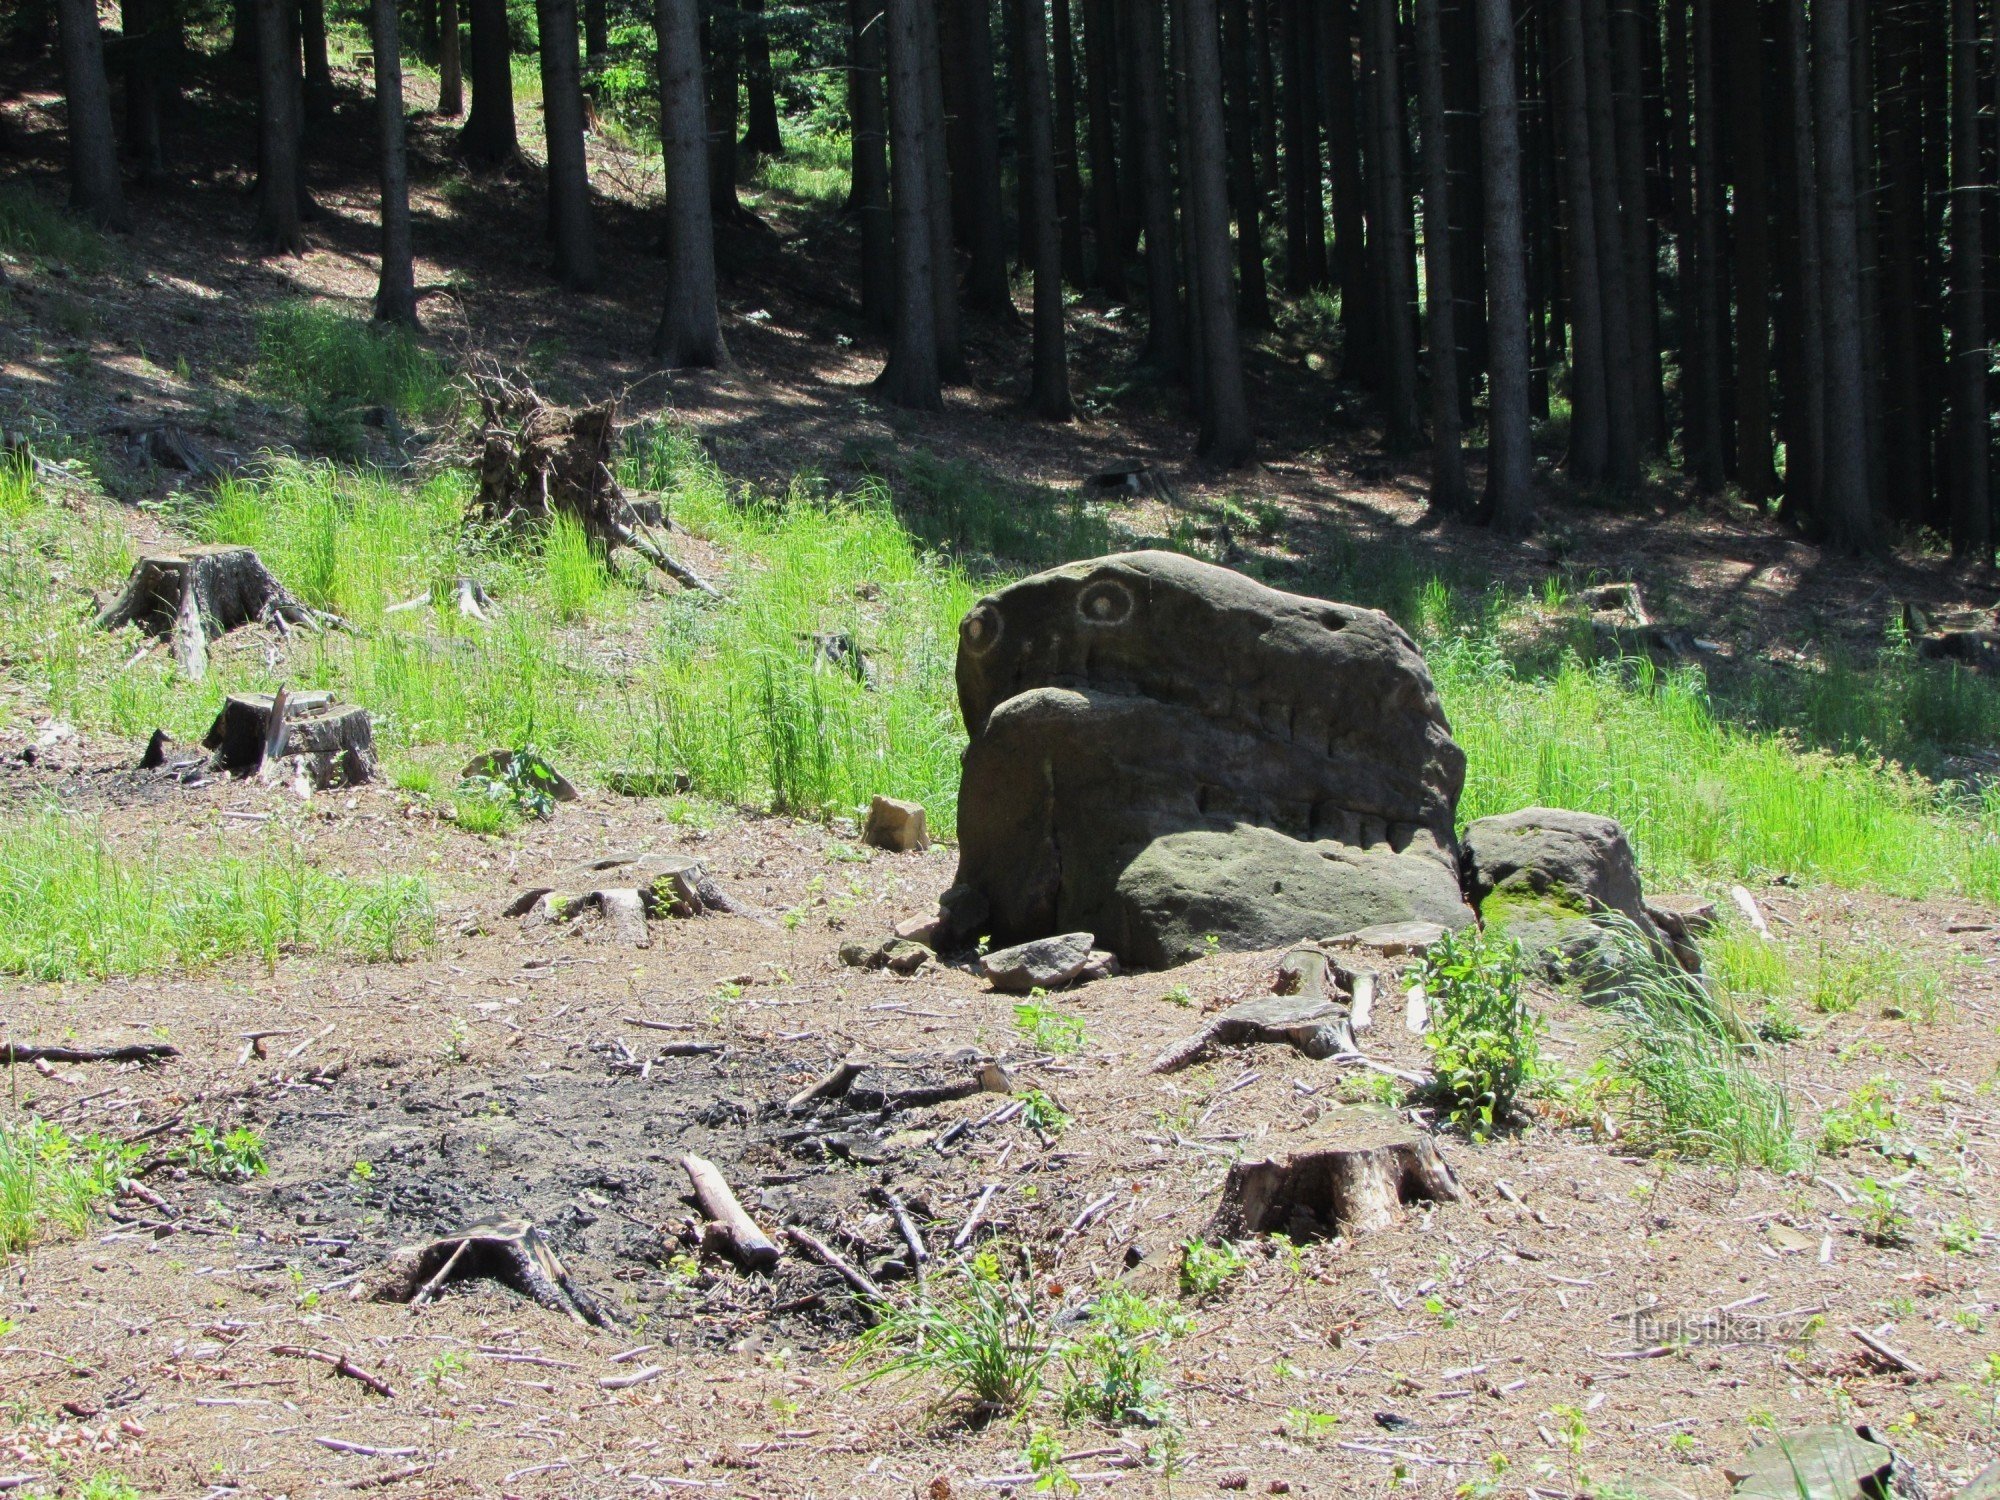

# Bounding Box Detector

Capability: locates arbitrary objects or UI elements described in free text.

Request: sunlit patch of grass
[253,301,458,438]
[0,809,435,980]
[0,184,112,273]
[755,123,850,206]
[0,1119,138,1257]
[1706,921,1951,1023]
[541,511,613,623]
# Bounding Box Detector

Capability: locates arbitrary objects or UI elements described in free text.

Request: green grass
[0,184,112,273]
[853,1251,1057,1418]
[754,122,851,206]
[0,810,435,980]
[253,301,458,431]
[0,1119,136,1257]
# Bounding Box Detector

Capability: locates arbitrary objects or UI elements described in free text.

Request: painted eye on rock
[961,606,1002,652]
[1076,579,1134,626]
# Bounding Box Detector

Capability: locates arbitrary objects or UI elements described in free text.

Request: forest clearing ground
[3,48,2000,1500]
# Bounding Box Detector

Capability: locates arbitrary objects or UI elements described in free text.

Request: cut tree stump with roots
[470,380,718,597]
[1207,1107,1462,1239]
[365,1217,612,1327]
[1152,946,1358,1072]
[506,853,754,946]
[96,546,328,681]
[204,691,377,787]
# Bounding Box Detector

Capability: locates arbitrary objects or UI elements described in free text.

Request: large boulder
[948,552,1475,968]
[1459,806,1662,980]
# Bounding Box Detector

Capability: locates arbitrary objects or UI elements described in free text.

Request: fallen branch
[683,1153,781,1270]
[1,1042,178,1067]
[877,1188,929,1282]
[313,1438,418,1458]
[952,1183,1000,1250]
[784,1226,883,1308]
[270,1344,396,1398]
[786,1057,866,1113]
[599,1364,665,1390]
[1847,1327,1929,1379]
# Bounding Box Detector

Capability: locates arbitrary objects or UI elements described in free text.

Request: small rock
[1076,948,1120,982]
[863,795,929,852]
[882,939,933,975]
[1267,1484,1291,1496]
[838,940,879,968]
[894,912,943,945]
[979,932,1098,992]
[1331,920,1449,956]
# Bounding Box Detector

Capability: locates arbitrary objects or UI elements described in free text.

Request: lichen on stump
[1207,1107,1462,1240]
[96,545,322,681]
[470,382,717,596]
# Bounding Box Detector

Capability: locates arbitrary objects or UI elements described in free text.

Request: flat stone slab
[1330,920,1449,956]
[980,932,1097,992]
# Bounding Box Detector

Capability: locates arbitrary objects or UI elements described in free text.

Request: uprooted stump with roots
[471,382,717,597]
[96,545,327,681]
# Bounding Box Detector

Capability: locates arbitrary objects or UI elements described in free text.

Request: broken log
[1,1041,179,1066]
[682,1153,781,1270]
[96,546,325,681]
[1207,1107,1462,1240]
[203,692,376,787]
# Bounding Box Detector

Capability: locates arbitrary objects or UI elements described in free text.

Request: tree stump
[96,546,322,681]
[1152,945,1358,1072]
[470,385,717,597]
[203,691,377,787]
[1207,1107,1462,1239]
[365,1217,612,1327]
[504,854,754,944]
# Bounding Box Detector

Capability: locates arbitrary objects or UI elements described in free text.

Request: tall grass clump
[254,301,457,425]
[852,1249,1057,1418]
[756,125,851,205]
[1586,919,1807,1172]
[0,184,111,272]
[0,1119,137,1256]
[0,811,435,980]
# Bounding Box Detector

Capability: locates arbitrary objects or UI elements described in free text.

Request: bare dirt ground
[4,47,2000,1500]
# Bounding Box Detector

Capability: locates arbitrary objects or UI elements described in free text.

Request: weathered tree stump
[505,854,754,945]
[96,546,324,681]
[1152,945,1358,1072]
[470,385,717,597]
[366,1217,612,1327]
[203,691,377,787]
[1207,1107,1462,1239]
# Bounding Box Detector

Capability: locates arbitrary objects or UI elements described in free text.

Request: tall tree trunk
[1279,0,1309,291]
[1815,0,1874,549]
[1552,0,1606,483]
[852,0,896,331]
[1726,0,1774,501]
[740,0,782,153]
[914,0,965,378]
[1782,0,1824,519]
[1253,0,1278,197]
[120,0,166,183]
[1083,0,1126,296]
[371,0,419,325]
[253,0,303,249]
[948,0,1011,309]
[1685,0,1725,489]
[1182,0,1253,464]
[1477,0,1533,530]
[1132,0,1184,373]
[1297,0,1325,285]
[1052,0,1087,281]
[1613,0,1662,450]
[1414,0,1468,515]
[1324,0,1370,372]
[1951,0,1989,558]
[438,0,463,115]
[1580,0,1638,487]
[537,0,596,289]
[299,0,332,121]
[56,0,128,229]
[708,2,744,215]
[462,0,517,163]
[655,0,726,365]
[876,0,943,407]
[1223,0,1270,325]
[584,0,606,64]
[1021,0,1075,416]
[1362,0,1419,451]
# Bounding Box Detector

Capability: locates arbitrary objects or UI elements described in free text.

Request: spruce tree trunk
[1876,2,1927,528]
[1223,0,1269,326]
[1279,0,1308,291]
[1686,0,1725,489]
[1782,0,1825,519]
[1083,0,1125,297]
[876,0,943,407]
[950,0,1011,309]
[55,0,128,230]
[1052,0,1087,281]
[1815,0,1874,549]
[536,0,596,289]
[1132,0,1184,374]
[1580,0,1638,488]
[371,0,419,325]
[1253,0,1278,197]
[1182,0,1252,464]
[1950,0,1989,558]
[1552,0,1606,483]
[253,0,304,249]
[1296,0,1324,284]
[1612,0,1662,451]
[584,0,606,64]
[1726,0,1774,501]
[707,2,744,215]
[120,0,167,183]
[1021,0,1074,417]
[1414,0,1467,516]
[1476,0,1533,531]
[740,0,783,154]
[851,0,896,331]
[913,0,965,378]
[1323,0,1370,373]
[300,0,333,122]
[1362,0,1419,451]
[655,0,726,365]
[463,0,518,163]
[438,0,462,115]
